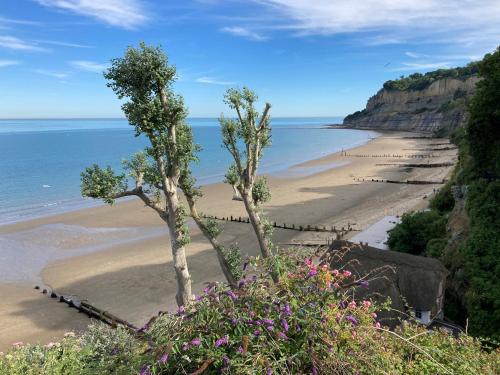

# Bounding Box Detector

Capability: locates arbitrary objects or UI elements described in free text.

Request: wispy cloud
[195,76,235,85]
[0,35,47,51]
[0,60,20,67]
[34,69,69,79]
[35,0,148,29]
[215,0,500,53]
[392,61,452,71]
[0,16,42,28]
[220,26,267,41]
[405,52,429,59]
[70,60,108,72]
[35,39,92,48]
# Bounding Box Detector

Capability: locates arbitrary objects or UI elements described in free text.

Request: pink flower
[372,312,378,319]
[348,301,357,309]
[332,269,339,276]
[321,264,328,272]
[191,338,201,346]
[375,322,381,329]
[63,331,75,338]
[362,300,372,309]
[343,270,352,277]
[12,342,23,349]
[351,331,357,339]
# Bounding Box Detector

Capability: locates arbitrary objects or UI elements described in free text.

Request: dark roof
[324,240,448,325]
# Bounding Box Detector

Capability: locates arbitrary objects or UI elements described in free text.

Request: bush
[388,211,447,255]
[429,183,455,214]
[1,250,498,374]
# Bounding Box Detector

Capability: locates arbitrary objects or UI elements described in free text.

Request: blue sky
[0,0,498,118]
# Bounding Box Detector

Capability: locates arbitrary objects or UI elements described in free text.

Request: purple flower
[280,318,289,332]
[139,365,151,375]
[226,290,238,300]
[266,368,272,375]
[215,335,229,348]
[191,338,201,346]
[177,305,185,315]
[311,365,318,375]
[283,303,291,316]
[346,315,358,326]
[339,301,346,309]
[223,355,230,367]
[254,330,261,337]
[231,318,238,326]
[111,347,120,355]
[238,279,246,289]
[266,326,273,331]
[358,280,369,288]
[307,269,318,278]
[158,352,169,364]
[182,343,189,351]
[262,319,274,325]
[237,346,244,353]
[277,331,288,340]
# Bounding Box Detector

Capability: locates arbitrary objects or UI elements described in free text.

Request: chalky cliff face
[344,76,480,133]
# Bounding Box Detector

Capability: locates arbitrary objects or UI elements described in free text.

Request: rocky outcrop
[344,76,480,133]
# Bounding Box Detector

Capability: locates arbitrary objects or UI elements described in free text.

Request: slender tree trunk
[241,189,272,258]
[185,197,238,287]
[164,189,193,307]
[240,189,279,282]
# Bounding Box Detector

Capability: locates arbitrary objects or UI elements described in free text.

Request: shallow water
[0,117,376,224]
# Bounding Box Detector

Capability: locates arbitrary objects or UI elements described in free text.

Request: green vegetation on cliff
[383,63,479,91]
[388,47,500,341]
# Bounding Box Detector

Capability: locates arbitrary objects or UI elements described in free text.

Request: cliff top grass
[383,62,479,91]
[1,248,498,375]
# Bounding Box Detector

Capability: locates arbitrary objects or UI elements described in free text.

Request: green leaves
[80,165,127,205]
[252,177,271,206]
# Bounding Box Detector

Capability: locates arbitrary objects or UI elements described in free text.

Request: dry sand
[0,132,457,351]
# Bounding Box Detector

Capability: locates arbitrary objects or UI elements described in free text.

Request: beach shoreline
[0,131,457,350]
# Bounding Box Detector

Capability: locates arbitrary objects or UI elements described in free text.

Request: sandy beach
[0,131,457,351]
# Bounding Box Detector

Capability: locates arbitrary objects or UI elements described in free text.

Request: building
[325,240,449,327]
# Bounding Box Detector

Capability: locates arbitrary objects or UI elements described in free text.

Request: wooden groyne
[35,286,138,333]
[341,152,440,159]
[201,214,356,235]
[375,162,455,168]
[354,177,447,185]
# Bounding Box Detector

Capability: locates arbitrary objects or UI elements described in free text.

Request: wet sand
[0,132,457,350]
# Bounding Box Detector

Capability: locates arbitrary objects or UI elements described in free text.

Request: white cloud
[0,35,47,51]
[34,0,148,29]
[35,39,92,48]
[195,76,234,85]
[70,60,108,72]
[405,52,429,59]
[221,26,267,41]
[0,60,19,67]
[392,61,452,71]
[34,69,69,79]
[234,0,500,52]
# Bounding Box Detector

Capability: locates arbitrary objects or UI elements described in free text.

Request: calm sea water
[0,118,376,225]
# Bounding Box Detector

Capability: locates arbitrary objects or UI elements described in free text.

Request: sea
[0,117,377,225]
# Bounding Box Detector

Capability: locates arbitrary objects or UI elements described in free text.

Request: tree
[219,87,278,281]
[178,169,241,287]
[81,43,195,307]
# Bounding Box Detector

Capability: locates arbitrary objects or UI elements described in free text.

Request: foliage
[459,179,500,340]
[81,165,127,205]
[220,244,243,281]
[251,177,271,206]
[383,63,479,91]
[429,183,455,214]
[2,251,498,374]
[387,211,447,256]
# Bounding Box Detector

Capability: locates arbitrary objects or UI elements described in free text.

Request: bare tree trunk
[165,190,193,307]
[185,197,238,287]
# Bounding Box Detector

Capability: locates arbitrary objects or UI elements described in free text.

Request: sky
[0,0,498,118]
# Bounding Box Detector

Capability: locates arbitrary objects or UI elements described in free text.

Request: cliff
[344,66,480,133]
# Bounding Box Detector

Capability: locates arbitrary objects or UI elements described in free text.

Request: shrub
[388,211,447,255]
[1,250,498,374]
[429,183,455,214]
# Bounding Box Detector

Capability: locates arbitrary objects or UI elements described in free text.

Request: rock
[343,76,479,133]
